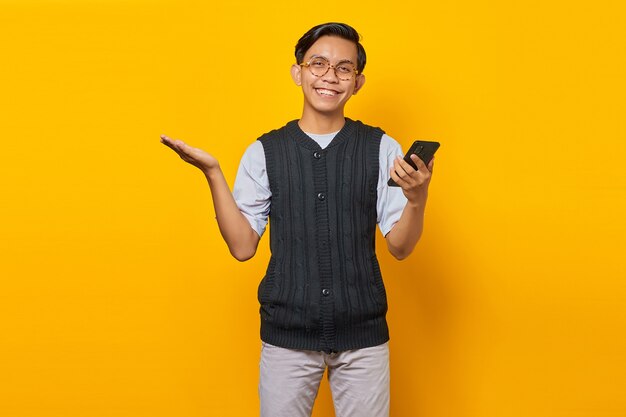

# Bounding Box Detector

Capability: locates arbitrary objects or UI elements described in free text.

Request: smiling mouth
[315,88,341,97]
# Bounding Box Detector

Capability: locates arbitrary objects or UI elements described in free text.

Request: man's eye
[311,60,327,67]
[337,65,353,73]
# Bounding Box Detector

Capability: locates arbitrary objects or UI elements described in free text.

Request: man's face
[291,35,365,117]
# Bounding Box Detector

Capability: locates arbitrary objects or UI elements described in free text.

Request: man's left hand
[389,154,434,207]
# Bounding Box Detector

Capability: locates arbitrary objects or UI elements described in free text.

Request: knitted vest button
[313,151,322,159]
[317,192,326,201]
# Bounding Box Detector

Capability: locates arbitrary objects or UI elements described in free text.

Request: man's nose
[321,65,339,82]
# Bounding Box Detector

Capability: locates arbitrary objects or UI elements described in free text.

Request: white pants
[259,341,390,417]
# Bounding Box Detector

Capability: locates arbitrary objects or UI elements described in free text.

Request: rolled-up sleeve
[377,134,408,237]
[232,141,271,237]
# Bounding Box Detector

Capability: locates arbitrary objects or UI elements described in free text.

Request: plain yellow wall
[1,1,625,416]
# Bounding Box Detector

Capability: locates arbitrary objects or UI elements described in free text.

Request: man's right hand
[160,133,260,261]
[160,134,219,175]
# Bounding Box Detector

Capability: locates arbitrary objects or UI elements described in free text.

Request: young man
[161,22,434,417]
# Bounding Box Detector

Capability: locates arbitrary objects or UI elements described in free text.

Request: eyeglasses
[299,56,358,81]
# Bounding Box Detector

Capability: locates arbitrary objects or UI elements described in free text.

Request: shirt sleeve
[377,134,408,237]
[232,140,271,237]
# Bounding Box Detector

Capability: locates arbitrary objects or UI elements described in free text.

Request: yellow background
[1,1,625,416]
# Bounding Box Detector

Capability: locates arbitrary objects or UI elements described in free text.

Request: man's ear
[291,64,302,86]
[353,73,366,95]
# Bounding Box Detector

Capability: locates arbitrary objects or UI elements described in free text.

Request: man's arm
[160,134,260,261]
[385,154,434,260]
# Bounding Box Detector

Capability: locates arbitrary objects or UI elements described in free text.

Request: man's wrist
[405,199,427,214]
[203,164,222,181]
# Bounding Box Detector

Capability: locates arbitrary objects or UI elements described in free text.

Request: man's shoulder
[349,118,386,137]
[350,120,403,156]
[256,120,298,142]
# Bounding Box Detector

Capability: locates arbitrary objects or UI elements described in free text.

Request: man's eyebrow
[308,54,355,65]
[308,54,329,61]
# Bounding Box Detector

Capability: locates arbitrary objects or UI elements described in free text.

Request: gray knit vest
[257,118,389,352]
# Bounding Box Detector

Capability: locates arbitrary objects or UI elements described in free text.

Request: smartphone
[388,140,440,187]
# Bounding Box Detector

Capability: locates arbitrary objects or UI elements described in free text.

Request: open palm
[160,134,218,174]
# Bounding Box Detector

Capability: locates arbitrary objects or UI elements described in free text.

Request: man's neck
[298,111,346,134]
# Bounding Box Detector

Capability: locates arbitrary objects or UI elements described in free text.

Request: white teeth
[317,89,337,96]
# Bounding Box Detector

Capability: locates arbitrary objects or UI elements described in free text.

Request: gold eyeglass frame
[299,57,359,81]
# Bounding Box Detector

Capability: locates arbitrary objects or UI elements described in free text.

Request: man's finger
[161,139,178,152]
[390,166,408,187]
[161,137,191,160]
[396,155,419,174]
[160,134,171,145]
[160,134,177,146]
[393,157,411,179]
[428,157,435,173]
[160,135,180,150]
[409,154,429,172]
[160,135,189,151]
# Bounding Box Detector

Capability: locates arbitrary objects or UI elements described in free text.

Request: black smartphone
[388,140,440,187]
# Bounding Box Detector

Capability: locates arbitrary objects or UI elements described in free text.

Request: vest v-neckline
[286,118,356,151]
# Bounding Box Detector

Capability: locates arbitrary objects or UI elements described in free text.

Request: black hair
[295,22,366,74]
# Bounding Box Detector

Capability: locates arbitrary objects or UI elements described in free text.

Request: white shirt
[233,130,408,237]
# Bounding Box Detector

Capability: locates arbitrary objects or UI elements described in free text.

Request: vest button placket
[311,143,335,352]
